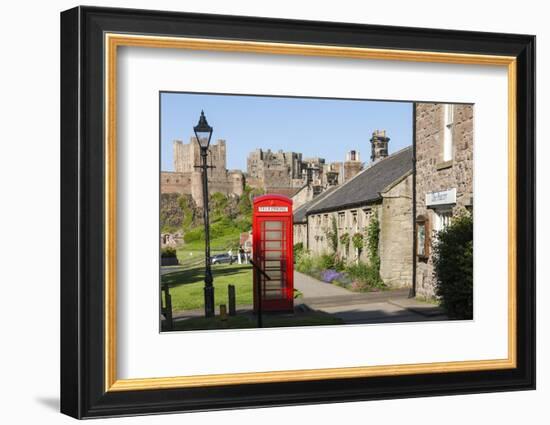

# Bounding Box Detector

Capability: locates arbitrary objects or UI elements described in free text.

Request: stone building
[304,145,414,288]
[293,186,339,248]
[246,149,303,189]
[414,103,474,298]
[247,148,352,193]
[161,138,245,207]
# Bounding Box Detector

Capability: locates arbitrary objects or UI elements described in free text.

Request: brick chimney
[343,150,362,182]
[370,130,390,163]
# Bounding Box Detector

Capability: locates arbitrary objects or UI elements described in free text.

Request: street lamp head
[193,110,213,151]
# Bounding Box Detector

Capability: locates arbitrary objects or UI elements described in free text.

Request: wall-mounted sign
[258,206,288,212]
[426,188,456,207]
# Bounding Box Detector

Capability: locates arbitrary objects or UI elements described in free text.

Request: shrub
[183,226,205,243]
[333,256,346,272]
[352,233,364,250]
[433,214,473,319]
[318,253,337,270]
[161,247,177,258]
[296,252,315,274]
[293,242,304,263]
[346,262,385,291]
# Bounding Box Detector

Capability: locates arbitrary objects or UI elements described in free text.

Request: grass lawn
[170,310,344,331]
[175,232,242,267]
[162,263,253,311]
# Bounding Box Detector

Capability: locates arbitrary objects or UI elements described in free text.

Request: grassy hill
[160,186,262,264]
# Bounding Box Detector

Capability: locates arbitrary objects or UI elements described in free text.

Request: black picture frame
[60,5,535,419]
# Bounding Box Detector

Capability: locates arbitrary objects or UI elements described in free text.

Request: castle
[160,137,245,207]
[246,148,363,195]
[161,131,390,207]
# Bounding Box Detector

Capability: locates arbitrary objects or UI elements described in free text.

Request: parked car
[211,253,236,265]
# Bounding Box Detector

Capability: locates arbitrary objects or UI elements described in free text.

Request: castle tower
[173,140,184,172]
[370,130,390,163]
[344,150,362,182]
[191,169,205,208]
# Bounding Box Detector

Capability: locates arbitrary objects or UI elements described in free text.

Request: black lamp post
[193,110,215,318]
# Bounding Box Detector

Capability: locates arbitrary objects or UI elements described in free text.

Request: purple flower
[321,269,342,283]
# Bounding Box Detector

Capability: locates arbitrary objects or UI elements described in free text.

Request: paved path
[294,271,447,323]
[294,271,354,297]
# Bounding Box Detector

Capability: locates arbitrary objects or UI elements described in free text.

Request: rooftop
[306,146,413,215]
[293,186,340,224]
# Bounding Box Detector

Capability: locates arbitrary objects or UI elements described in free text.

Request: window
[338,212,345,229]
[362,207,372,227]
[434,209,452,232]
[323,214,328,226]
[416,215,429,259]
[443,104,454,162]
[351,210,358,230]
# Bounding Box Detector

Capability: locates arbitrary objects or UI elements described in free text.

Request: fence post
[228,284,236,316]
[162,283,174,331]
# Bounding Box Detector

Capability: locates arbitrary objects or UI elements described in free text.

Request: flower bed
[296,253,385,292]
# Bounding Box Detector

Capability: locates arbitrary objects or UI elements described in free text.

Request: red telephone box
[252,194,294,312]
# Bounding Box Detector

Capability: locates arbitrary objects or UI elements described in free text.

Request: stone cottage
[304,145,414,289]
[293,185,339,248]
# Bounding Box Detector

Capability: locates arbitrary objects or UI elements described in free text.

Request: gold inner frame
[104,33,517,392]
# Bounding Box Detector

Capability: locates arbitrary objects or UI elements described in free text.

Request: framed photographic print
[60,6,535,419]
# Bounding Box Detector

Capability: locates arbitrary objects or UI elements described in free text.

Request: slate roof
[306,146,413,215]
[293,186,339,224]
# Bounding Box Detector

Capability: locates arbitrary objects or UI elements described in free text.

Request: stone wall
[415,103,474,298]
[379,173,413,288]
[307,206,379,260]
[291,185,314,210]
[293,223,307,248]
[161,171,193,195]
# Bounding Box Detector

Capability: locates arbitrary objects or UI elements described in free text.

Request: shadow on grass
[162,264,252,287]
[166,308,344,332]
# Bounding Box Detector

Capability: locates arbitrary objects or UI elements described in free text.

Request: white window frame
[443,104,454,162]
[351,210,358,231]
[338,212,345,229]
[433,208,453,233]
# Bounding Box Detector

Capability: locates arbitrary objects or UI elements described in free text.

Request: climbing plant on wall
[325,215,339,254]
[366,215,381,276]
[339,232,350,256]
[352,232,364,263]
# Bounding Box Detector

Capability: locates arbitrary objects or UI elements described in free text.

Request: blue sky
[160,92,412,172]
